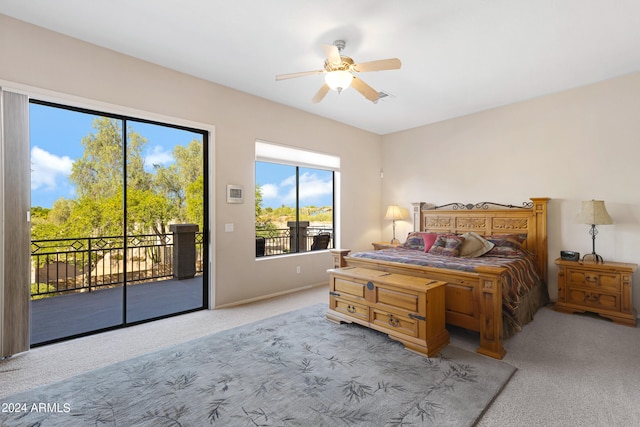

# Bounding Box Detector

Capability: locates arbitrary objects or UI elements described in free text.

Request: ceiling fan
[276,40,401,104]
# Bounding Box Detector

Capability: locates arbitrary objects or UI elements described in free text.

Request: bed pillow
[459,232,494,257]
[485,233,527,248]
[427,234,465,257]
[422,233,438,252]
[484,234,527,257]
[401,232,428,251]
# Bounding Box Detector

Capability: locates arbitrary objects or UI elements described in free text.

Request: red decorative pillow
[427,234,465,257]
[422,233,438,253]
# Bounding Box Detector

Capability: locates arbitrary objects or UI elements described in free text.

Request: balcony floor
[31,275,204,346]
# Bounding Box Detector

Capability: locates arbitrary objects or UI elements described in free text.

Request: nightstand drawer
[567,288,620,312]
[566,268,620,292]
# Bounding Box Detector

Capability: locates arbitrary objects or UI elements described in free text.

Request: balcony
[30,222,333,345]
[30,228,205,345]
[256,224,333,257]
[31,231,204,297]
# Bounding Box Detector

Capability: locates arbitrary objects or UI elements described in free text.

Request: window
[255,141,339,257]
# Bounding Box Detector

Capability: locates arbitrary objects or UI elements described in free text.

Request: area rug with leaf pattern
[0,304,515,426]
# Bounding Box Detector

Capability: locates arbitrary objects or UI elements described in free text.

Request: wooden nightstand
[555,258,637,326]
[371,242,400,250]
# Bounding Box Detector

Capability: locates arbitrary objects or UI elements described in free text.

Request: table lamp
[575,200,613,263]
[385,205,406,244]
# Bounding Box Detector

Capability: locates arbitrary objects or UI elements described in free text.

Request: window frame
[255,141,339,258]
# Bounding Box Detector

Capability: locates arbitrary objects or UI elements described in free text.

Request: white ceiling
[2,0,640,135]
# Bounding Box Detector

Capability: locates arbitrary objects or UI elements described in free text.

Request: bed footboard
[476,266,506,359]
[330,249,506,359]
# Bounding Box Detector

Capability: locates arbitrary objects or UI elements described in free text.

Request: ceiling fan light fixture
[325,70,353,93]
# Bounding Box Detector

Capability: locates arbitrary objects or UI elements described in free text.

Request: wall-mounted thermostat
[226,184,244,204]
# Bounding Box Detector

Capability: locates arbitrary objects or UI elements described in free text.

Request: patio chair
[310,233,331,251]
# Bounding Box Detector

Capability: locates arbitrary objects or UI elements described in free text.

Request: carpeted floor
[0,303,515,426]
[2,286,639,426]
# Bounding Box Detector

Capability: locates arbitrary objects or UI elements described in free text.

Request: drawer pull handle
[388,315,400,327]
[329,291,341,297]
[585,275,598,283]
[347,305,356,313]
[585,293,600,303]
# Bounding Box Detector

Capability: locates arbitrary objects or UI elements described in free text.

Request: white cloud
[280,175,296,187]
[30,146,73,190]
[261,183,279,199]
[145,145,173,167]
[298,172,333,202]
[263,172,332,205]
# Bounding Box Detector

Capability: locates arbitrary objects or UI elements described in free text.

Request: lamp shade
[325,70,353,92]
[575,200,614,225]
[384,205,406,221]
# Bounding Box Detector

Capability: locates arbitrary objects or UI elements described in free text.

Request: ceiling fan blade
[321,44,341,65]
[312,84,330,103]
[350,77,380,103]
[352,58,401,73]
[276,70,323,81]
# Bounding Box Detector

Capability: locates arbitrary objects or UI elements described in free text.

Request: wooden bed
[330,197,549,359]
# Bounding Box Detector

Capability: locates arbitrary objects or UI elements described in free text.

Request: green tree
[30,206,59,241]
[48,198,74,226]
[152,139,203,225]
[255,185,277,236]
[127,188,178,236]
[64,194,123,237]
[185,175,204,229]
[32,120,205,241]
[69,118,150,199]
[255,185,264,218]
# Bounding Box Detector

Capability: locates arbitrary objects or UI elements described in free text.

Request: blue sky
[30,102,333,209]
[29,103,201,208]
[256,162,333,208]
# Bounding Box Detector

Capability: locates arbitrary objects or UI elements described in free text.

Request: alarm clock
[560,250,580,261]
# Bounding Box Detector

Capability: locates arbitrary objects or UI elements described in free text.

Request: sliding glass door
[124,120,206,323]
[29,101,208,345]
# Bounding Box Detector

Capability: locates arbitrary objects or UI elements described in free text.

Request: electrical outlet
[296,266,301,274]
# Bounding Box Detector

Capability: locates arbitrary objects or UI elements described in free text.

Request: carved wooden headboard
[420,198,549,281]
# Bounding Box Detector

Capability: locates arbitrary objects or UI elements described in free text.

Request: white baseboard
[213,281,328,309]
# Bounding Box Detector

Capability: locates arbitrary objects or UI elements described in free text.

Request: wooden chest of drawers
[326,267,449,356]
[554,258,637,326]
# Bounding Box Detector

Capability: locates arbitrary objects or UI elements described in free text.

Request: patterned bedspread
[348,247,545,333]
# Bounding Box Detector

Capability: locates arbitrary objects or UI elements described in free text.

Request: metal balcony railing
[255,226,333,257]
[31,231,204,298]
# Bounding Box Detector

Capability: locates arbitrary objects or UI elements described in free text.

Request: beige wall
[4,13,639,317]
[381,72,640,311]
[0,14,383,307]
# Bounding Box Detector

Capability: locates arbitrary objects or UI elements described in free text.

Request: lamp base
[582,252,605,264]
[390,238,400,245]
